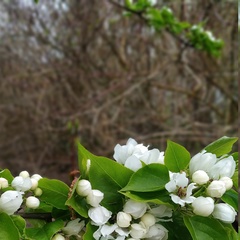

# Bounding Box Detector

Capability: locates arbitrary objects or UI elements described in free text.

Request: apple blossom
[88,206,112,226]
[148,205,173,219]
[130,223,147,239]
[189,151,217,175]
[0,177,8,189]
[165,172,196,206]
[0,190,23,215]
[141,213,156,228]
[219,176,233,190]
[62,218,85,236]
[144,224,168,240]
[11,176,32,192]
[26,196,40,209]
[206,180,226,198]
[76,179,92,197]
[192,170,209,185]
[212,203,237,223]
[31,174,42,181]
[208,156,236,179]
[86,189,104,207]
[123,199,148,219]
[30,178,38,190]
[192,197,214,217]
[117,211,132,228]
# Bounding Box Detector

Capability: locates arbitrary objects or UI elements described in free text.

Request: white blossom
[123,199,148,219]
[0,190,23,215]
[31,174,42,181]
[62,218,85,236]
[192,197,214,217]
[76,179,92,197]
[219,176,233,190]
[189,151,217,176]
[206,180,226,198]
[30,178,38,190]
[165,172,196,206]
[11,176,32,192]
[141,213,156,228]
[86,189,104,207]
[26,196,40,209]
[88,206,112,226]
[34,187,43,196]
[212,203,237,223]
[130,223,147,239]
[19,171,30,178]
[52,234,65,240]
[144,224,168,240]
[0,178,9,189]
[192,170,209,185]
[148,205,173,219]
[117,211,132,228]
[208,156,236,179]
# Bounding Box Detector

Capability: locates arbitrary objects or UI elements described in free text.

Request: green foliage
[221,189,238,211]
[204,136,238,157]
[184,216,236,240]
[164,140,191,172]
[38,178,69,210]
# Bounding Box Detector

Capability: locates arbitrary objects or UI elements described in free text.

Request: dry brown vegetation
[0,0,237,183]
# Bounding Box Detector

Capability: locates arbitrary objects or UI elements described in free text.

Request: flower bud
[76,179,92,197]
[0,178,8,189]
[116,211,132,228]
[141,213,156,228]
[52,234,65,240]
[0,190,23,215]
[219,176,233,190]
[30,178,38,190]
[31,174,42,181]
[189,151,217,175]
[62,218,85,236]
[192,170,209,185]
[212,203,237,223]
[34,187,43,196]
[123,199,148,219]
[88,206,112,226]
[206,180,226,198]
[26,196,40,209]
[208,156,236,179]
[86,189,104,207]
[19,170,30,178]
[192,197,214,217]
[11,176,32,192]
[130,223,147,239]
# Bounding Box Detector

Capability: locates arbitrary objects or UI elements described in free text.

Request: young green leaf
[204,136,238,157]
[121,163,169,192]
[0,212,21,240]
[184,216,233,240]
[83,222,98,240]
[38,178,69,210]
[0,169,14,183]
[164,140,190,172]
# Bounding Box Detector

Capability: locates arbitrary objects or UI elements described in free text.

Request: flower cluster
[0,136,238,240]
[0,170,42,215]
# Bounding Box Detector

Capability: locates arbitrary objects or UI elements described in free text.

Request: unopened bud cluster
[0,170,42,215]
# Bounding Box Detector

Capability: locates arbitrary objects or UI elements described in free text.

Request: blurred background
[0,0,238,183]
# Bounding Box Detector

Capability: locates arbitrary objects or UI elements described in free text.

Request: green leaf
[83,222,97,240]
[66,190,89,218]
[25,220,64,240]
[11,215,26,238]
[121,189,174,208]
[232,171,238,189]
[164,140,191,172]
[77,142,133,213]
[121,163,169,192]
[0,169,14,183]
[0,212,20,240]
[204,136,238,157]
[184,216,232,240]
[221,189,238,211]
[38,178,69,210]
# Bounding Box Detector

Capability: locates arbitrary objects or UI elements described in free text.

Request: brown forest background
[0,0,238,184]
